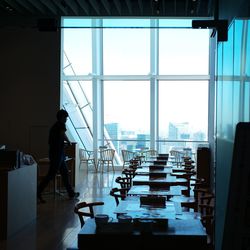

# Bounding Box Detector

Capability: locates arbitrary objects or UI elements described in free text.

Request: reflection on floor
[0,167,121,250]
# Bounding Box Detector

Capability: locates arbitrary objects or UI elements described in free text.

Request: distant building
[105,123,120,151]
[136,134,149,149]
[193,131,206,141]
[168,122,190,140]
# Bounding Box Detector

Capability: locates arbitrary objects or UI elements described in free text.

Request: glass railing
[103,139,208,165]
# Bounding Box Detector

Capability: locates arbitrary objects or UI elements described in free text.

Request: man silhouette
[37,109,79,203]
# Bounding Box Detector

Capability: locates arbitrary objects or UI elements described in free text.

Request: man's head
[56,109,69,122]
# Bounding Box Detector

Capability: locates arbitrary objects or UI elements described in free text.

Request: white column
[92,19,103,161]
[150,19,159,151]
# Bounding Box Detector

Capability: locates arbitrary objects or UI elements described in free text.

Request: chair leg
[93,159,98,172]
[100,161,103,173]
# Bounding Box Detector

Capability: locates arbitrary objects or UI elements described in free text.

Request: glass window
[159,19,192,28]
[159,81,208,141]
[246,20,250,76]
[244,82,250,121]
[232,81,240,136]
[223,23,234,76]
[62,28,92,75]
[103,29,150,75]
[221,81,234,140]
[159,29,209,75]
[61,18,210,154]
[217,42,223,76]
[234,20,243,76]
[63,81,93,132]
[104,81,150,152]
[103,19,150,28]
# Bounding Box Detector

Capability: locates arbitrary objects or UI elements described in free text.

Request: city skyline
[105,121,206,141]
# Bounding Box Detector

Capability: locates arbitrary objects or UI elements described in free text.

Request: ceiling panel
[0,0,214,18]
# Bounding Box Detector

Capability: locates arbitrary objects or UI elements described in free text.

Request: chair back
[115,176,132,189]
[74,201,104,227]
[79,149,88,160]
[121,150,135,162]
[170,150,184,167]
[79,149,95,160]
[122,168,136,178]
[110,187,129,206]
[143,149,158,161]
[100,149,115,161]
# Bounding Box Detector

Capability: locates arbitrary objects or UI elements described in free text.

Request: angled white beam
[88,0,100,15]
[76,0,90,15]
[113,0,121,15]
[101,0,111,15]
[67,0,79,15]
[125,0,132,15]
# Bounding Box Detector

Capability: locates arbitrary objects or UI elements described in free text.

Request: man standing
[37,109,79,203]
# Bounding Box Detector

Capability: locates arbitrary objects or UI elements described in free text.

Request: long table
[78,218,208,250]
[113,199,181,220]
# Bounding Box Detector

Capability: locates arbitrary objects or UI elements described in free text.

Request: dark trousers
[38,153,74,196]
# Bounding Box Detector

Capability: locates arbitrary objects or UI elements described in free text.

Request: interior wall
[0,17,60,160]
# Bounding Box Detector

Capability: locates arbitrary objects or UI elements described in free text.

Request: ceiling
[0,0,214,18]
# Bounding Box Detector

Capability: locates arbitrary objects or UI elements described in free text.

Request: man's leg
[59,160,78,198]
[37,166,57,202]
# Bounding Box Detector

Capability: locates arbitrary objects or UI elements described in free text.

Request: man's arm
[64,133,72,145]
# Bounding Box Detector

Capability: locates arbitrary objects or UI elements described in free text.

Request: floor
[0,167,121,250]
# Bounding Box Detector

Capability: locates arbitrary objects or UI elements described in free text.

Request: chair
[122,168,136,178]
[170,150,184,167]
[74,201,104,227]
[197,191,215,247]
[115,176,132,189]
[79,149,97,172]
[121,149,135,168]
[143,149,158,162]
[98,148,115,172]
[109,187,129,206]
[171,171,197,197]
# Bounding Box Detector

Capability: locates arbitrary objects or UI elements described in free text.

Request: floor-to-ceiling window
[61,18,210,163]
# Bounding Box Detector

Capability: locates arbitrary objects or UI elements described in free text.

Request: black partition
[222,122,250,250]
